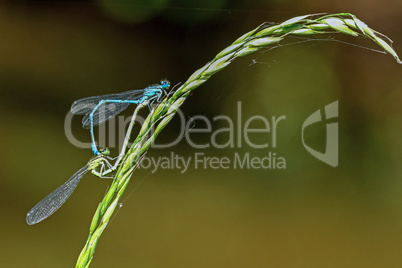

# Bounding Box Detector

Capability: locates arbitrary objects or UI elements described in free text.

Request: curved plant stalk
[76,12,400,267]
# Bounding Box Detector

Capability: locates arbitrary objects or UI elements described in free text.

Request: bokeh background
[1,0,401,267]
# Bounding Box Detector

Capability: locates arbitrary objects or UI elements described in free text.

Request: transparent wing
[81,102,132,129]
[26,166,89,225]
[71,89,146,129]
[71,89,144,115]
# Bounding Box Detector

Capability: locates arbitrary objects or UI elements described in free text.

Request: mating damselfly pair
[26,79,171,225]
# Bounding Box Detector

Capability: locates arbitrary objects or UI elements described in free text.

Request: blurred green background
[1,0,401,267]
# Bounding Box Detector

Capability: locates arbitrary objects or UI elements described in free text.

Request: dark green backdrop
[1,1,401,267]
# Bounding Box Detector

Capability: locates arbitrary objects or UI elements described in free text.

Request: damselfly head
[160,79,170,89]
[99,148,110,156]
